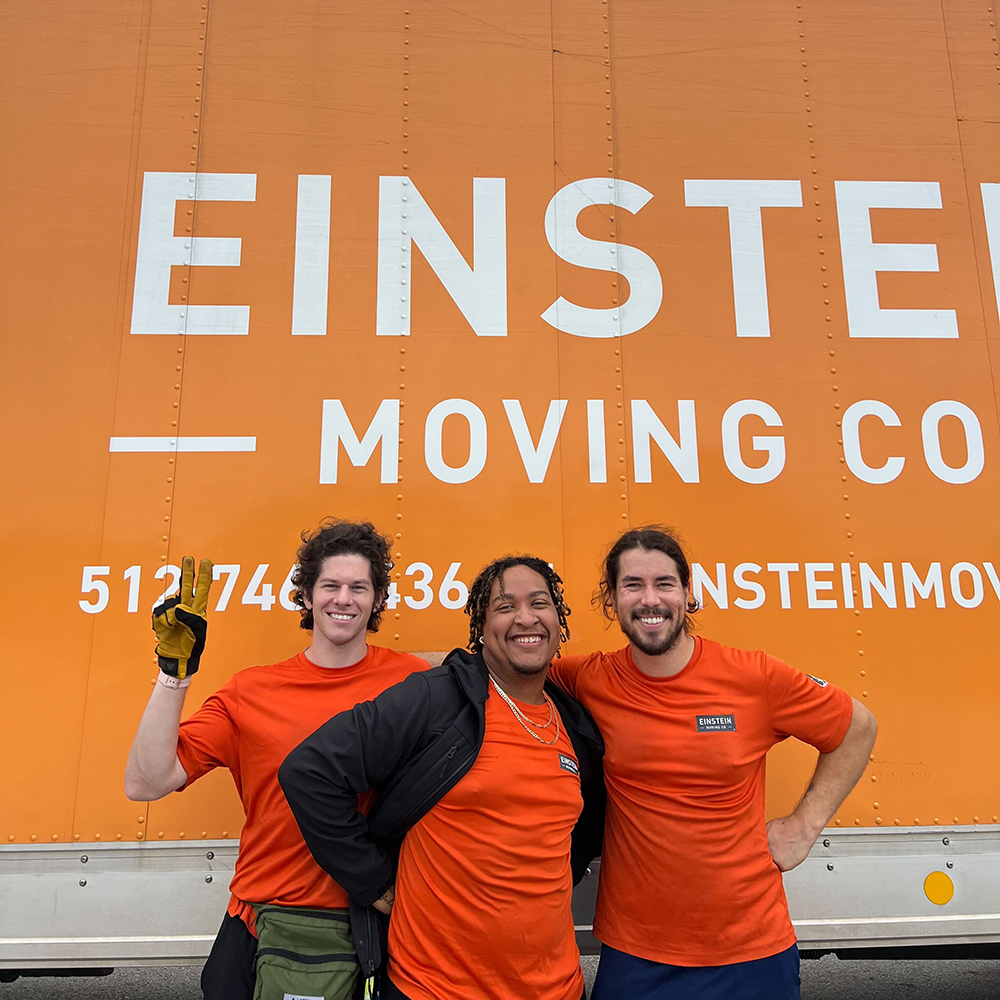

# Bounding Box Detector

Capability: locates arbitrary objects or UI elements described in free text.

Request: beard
[619,608,687,657]
[508,657,550,676]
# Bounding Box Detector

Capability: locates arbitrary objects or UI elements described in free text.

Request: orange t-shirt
[549,637,853,967]
[175,645,426,933]
[387,689,586,1000]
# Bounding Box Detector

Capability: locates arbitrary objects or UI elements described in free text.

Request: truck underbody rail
[2,825,997,970]
[783,825,1000,951]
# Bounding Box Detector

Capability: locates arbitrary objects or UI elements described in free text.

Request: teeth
[511,636,543,644]
[328,612,355,621]
[639,616,665,625]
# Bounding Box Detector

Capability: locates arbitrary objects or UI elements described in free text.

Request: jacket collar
[442,646,490,704]
[442,647,604,750]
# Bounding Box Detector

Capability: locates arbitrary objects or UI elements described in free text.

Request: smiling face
[480,565,561,678]
[612,547,691,657]
[304,553,377,650]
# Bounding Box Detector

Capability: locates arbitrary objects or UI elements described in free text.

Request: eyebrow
[621,574,678,584]
[491,589,550,605]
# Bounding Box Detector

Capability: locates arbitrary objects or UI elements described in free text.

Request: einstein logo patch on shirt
[558,753,580,776]
[806,674,829,687]
[697,714,736,732]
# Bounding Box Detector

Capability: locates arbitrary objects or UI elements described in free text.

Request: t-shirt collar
[294,645,373,677]
[625,635,703,683]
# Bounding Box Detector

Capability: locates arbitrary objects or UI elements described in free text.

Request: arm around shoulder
[407,650,449,668]
[547,652,590,699]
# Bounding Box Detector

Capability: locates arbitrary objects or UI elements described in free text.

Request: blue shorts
[592,943,800,1000]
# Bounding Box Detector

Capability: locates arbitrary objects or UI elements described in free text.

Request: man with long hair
[124,519,428,1000]
[548,526,878,1000]
[280,555,605,1000]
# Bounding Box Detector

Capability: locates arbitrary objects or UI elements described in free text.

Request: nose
[515,602,540,625]
[333,584,352,604]
[642,583,659,606]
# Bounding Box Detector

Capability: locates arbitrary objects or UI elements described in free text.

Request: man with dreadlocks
[279,555,605,1000]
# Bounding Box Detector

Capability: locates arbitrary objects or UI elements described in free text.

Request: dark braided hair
[465,555,571,652]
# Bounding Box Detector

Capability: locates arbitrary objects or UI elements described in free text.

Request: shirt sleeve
[547,654,587,699]
[175,677,240,787]
[763,654,854,753]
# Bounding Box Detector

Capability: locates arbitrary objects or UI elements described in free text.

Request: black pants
[383,972,587,1000]
[201,913,257,1000]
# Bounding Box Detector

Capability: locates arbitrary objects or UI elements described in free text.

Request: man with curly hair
[280,555,606,1000]
[548,526,878,1000]
[124,519,428,1000]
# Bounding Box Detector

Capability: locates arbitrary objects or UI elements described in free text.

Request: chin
[509,658,551,676]
[625,623,685,657]
[323,627,364,644]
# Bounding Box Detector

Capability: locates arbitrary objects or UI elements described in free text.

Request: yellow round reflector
[923,871,955,906]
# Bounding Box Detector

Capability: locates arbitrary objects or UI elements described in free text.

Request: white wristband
[157,671,192,690]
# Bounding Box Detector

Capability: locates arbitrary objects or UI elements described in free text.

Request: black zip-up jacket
[278,647,606,978]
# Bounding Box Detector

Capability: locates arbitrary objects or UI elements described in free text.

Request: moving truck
[2,0,998,979]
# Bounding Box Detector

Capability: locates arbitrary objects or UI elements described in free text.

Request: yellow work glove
[152,556,214,680]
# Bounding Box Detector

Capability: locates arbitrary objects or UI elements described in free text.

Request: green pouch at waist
[252,904,359,1000]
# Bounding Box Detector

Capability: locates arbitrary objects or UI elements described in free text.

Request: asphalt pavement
[2,956,999,999]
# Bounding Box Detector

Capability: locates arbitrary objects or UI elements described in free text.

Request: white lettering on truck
[683,179,802,339]
[376,176,507,338]
[131,172,257,336]
[131,171,1000,341]
[540,177,663,338]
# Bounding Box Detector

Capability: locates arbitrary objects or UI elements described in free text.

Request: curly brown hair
[464,555,571,652]
[291,519,392,632]
[595,525,700,629]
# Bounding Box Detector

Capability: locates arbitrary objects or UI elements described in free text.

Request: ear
[609,590,621,619]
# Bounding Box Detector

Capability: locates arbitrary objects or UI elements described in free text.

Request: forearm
[281,674,432,901]
[278,742,396,904]
[124,677,190,800]
[794,698,878,836]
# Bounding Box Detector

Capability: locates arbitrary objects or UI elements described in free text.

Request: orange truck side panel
[1,0,998,847]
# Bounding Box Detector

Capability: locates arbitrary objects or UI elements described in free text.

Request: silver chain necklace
[488,674,561,746]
